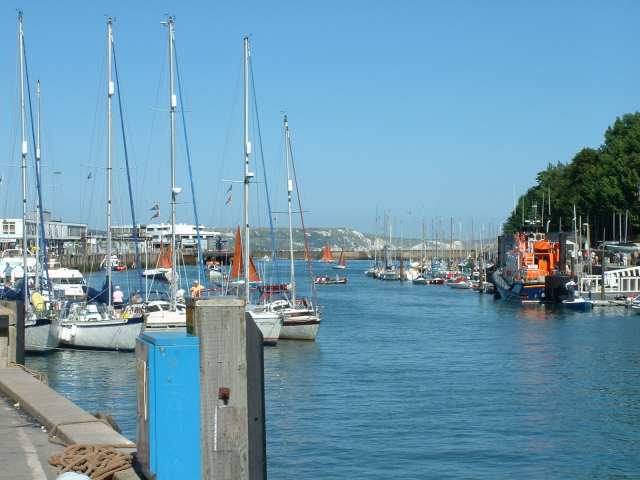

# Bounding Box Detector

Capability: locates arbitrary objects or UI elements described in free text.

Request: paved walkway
[0,394,62,480]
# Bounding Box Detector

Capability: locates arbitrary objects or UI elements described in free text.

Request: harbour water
[27,261,640,478]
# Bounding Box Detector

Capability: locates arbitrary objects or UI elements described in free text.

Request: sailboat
[237,37,282,345]
[142,17,186,329]
[332,249,346,270]
[141,239,172,281]
[320,243,335,263]
[265,115,320,341]
[229,226,261,287]
[57,18,143,350]
[10,14,58,352]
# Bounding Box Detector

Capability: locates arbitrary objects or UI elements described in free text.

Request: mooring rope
[8,361,48,384]
[49,444,132,480]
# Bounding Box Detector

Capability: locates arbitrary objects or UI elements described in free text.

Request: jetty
[0,297,266,479]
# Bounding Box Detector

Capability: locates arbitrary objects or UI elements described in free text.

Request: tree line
[504,112,640,242]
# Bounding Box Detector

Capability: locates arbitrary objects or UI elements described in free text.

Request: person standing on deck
[112,285,124,308]
[190,280,204,298]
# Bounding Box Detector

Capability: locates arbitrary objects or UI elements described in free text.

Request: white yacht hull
[247,309,282,345]
[208,269,224,281]
[144,309,186,331]
[380,271,399,281]
[277,306,320,340]
[280,317,320,340]
[141,267,170,280]
[25,318,58,352]
[57,318,143,351]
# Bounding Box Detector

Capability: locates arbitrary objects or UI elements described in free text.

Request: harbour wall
[60,248,496,271]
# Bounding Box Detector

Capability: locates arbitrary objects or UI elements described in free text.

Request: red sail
[338,249,346,267]
[230,226,243,280]
[157,241,172,268]
[321,243,335,263]
[249,256,261,283]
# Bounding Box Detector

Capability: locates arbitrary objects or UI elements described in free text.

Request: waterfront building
[0,211,87,254]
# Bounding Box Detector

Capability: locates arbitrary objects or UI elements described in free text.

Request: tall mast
[284,115,296,303]
[106,17,114,307]
[18,12,28,308]
[35,79,41,291]
[167,17,178,310]
[243,37,252,304]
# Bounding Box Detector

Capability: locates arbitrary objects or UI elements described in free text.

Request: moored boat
[447,276,472,289]
[57,301,142,351]
[315,275,347,285]
[493,232,559,304]
[320,243,335,263]
[412,274,428,285]
[332,250,346,269]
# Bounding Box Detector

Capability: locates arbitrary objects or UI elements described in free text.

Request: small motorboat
[562,280,594,311]
[447,276,471,289]
[562,297,594,311]
[314,275,347,285]
[412,274,428,285]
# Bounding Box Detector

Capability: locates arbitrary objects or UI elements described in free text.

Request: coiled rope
[49,444,132,480]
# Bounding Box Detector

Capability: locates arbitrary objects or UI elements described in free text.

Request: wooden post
[188,297,266,480]
[0,301,24,367]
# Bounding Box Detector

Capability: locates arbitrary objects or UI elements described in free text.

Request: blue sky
[1,1,639,239]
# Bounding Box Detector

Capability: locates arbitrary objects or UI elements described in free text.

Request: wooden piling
[0,301,24,367]
[188,297,266,480]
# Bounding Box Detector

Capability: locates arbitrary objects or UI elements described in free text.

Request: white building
[145,223,224,249]
[0,212,87,254]
[111,223,225,251]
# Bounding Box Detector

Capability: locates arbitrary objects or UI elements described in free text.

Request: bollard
[188,297,266,480]
[0,301,24,367]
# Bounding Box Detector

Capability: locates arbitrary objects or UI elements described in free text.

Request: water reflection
[25,261,640,478]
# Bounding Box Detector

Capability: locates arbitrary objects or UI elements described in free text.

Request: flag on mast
[225,184,232,205]
[150,203,160,219]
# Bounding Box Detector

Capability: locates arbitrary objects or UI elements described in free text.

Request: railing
[581,266,640,295]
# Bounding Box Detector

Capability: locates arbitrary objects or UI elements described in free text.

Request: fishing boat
[493,232,559,304]
[332,249,347,269]
[314,275,347,285]
[320,243,335,263]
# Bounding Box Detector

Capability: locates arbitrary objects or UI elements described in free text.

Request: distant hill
[212,227,470,253]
